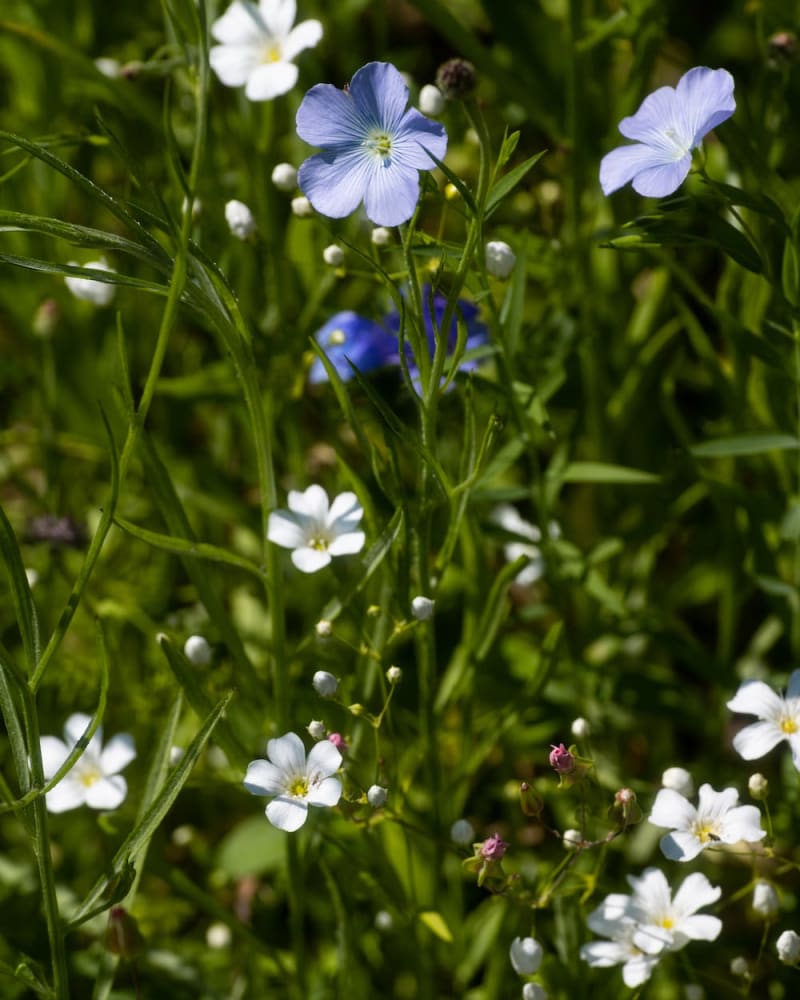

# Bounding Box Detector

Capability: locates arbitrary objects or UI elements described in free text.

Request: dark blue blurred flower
[309,289,489,388]
[308,311,397,385]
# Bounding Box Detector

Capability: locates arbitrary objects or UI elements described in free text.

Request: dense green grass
[2,1,800,997]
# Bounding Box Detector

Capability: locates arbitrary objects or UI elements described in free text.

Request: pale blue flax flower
[600,67,735,198]
[296,61,448,226]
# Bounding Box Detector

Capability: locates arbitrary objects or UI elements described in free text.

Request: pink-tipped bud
[328,732,347,753]
[480,832,508,860]
[519,781,544,817]
[549,743,575,774]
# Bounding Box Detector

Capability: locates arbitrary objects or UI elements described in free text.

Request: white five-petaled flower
[40,713,136,813]
[726,670,800,771]
[267,485,365,573]
[580,868,721,987]
[649,783,765,861]
[210,0,322,101]
[64,259,116,306]
[244,731,342,831]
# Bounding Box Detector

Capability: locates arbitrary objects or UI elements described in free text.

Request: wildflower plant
[3,1,800,998]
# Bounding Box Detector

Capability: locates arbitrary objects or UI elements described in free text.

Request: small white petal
[732,720,786,760]
[282,19,323,61]
[660,830,704,862]
[85,775,127,810]
[266,795,308,831]
[267,511,306,549]
[305,775,342,808]
[306,739,342,778]
[327,531,365,556]
[727,679,786,720]
[99,733,136,775]
[40,737,70,780]
[288,484,330,520]
[267,732,306,774]
[45,779,86,813]
[244,758,287,796]
[291,547,332,573]
[245,61,298,101]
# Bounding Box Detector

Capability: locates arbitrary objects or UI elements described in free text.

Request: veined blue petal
[631,156,691,197]
[296,84,368,147]
[618,85,684,146]
[363,160,420,226]
[349,61,410,131]
[393,108,448,167]
[676,66,736,147]
[298,147,374,219]
[309,311,394,383]
[600,143,691,198]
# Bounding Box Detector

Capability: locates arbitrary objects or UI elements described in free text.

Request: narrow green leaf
[67,691,233,929]
[0,504,39,672]
[485,150,547,216]
[418,910,453,943]
[690,434,800,458]
[424,150,477,215]
[557,461,660,484]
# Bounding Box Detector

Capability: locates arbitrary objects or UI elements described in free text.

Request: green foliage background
[1,0,800,997]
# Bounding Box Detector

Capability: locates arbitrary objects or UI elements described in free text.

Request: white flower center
[364,129,393,162]
[661,126,691,160]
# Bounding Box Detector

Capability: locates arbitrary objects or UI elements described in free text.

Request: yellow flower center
[309,536,329,551]
[781,717,798,734]
[262,42,282,63]
[693,821,721,844]
[660,916,675,930]
[288,776,309,797]
[79,767,101,788]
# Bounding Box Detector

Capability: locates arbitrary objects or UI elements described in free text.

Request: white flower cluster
[581,868,722,987]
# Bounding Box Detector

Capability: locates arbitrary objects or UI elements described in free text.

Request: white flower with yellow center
[210,0,322,101]
[267,485,365,573]
[40,713,136,813]
[649,783,765,862]
[727,670,800,771]
[244,732,342,831]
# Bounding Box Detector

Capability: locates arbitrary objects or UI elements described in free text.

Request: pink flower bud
[549,743,575,774]
[328,732,347,753]
[480,832,508,860]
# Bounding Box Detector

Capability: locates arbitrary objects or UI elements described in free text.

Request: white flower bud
[752,881,779,917]
[570,716,590,739]
[777,929,800,964]
[418,84,446,116]
[729,956,748,976]
[307,720,326,740]
[509,936,543,975]
[374,910,393,931]
[95,57,121,78]
[371,226,392,246]
[271,162,298,191]
[411,596,435,621]
[225,199,257,240]
[386,665,402,684]
[562,828,582,849]
[367,784,388,807]
[661,766,694,798]
[25,568,39,588]
[485,240,516,279]
[315,619,333,638]
[183,635,212,666]
[206,922,232,949]
[169,746,184,765]
[322,244,345,267]
[522,985,547,1000]
[291,195,313,217]
[748,772,768,799]
[450,818,475,845]
[65,259,116,306]
[312,670,338,698]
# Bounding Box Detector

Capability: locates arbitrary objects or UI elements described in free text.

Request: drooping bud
[485,240,516,279]
[752,881,779,917]
[748,772,769,799]
[777,929,800,964]
[312,670,338,697]
[367,784,388,807]
[225,200,257,240]
[509,936,543,975]
[307,720,326,740]
[411,596,435,621]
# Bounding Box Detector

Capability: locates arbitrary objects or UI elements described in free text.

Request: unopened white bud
[570,716,590,739]
[169,746,184,765]
[752,881,779,917]
[291,195,313,217]
[225,199,257,240]
[315,619,333,638]
[509,936,543,975]
[777,929,800,964]
[729,956,748,977]
[312,670,338,698]
[411,596,435,621]
[271,162,297,191]
[367,784,388,807]
[322,244,345,267]
[371,226,392,246]
[485,240,516,279]
[748,772,768,799]
[562,828,582,849]
[661,766,694,798]
[307,720,326,740]
[450,818,475,845]
[95,57,121,78]
[375,910,393,931]
[418,84,446,116]
[183,635,212,666]
[386,665,402,684]
[65,259,116,306]
[522,984,548,1000]
[206,922,232,949]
